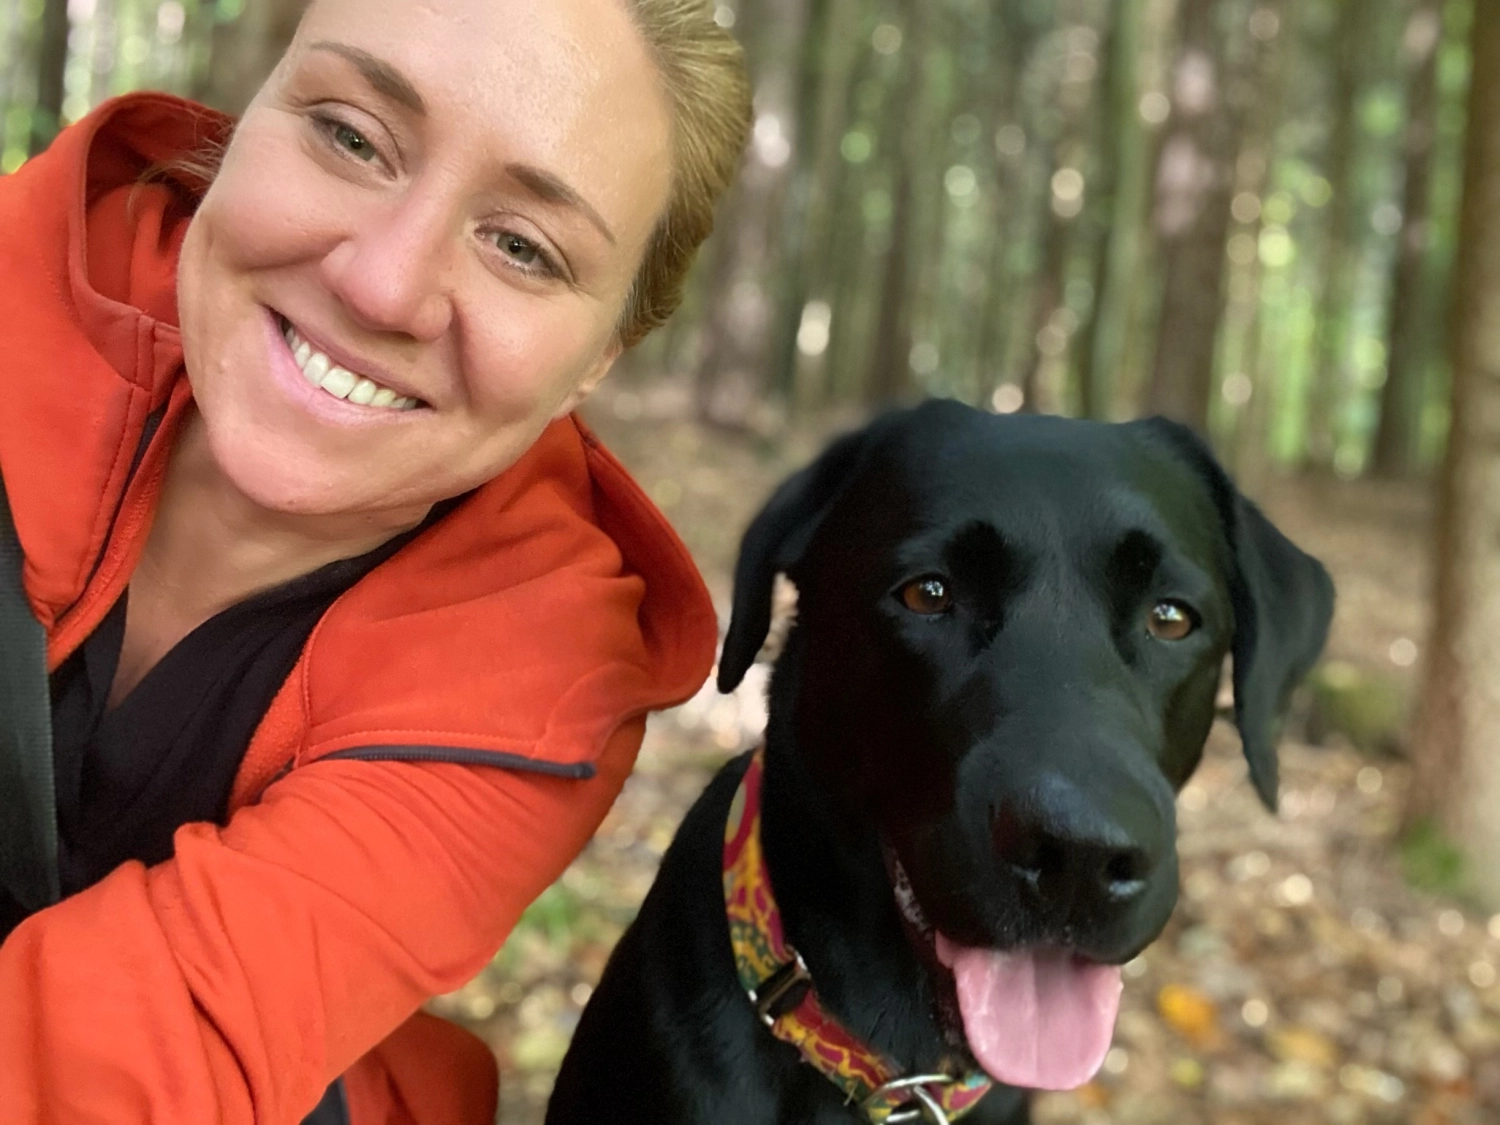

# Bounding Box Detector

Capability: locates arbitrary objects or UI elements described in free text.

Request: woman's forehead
[289,0,673,239]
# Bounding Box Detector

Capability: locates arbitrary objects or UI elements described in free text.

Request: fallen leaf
[1157,983,1222,1048]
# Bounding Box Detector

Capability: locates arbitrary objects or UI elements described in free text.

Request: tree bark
[1303,0,1369,470]
[1020,139,1068,414]
[1405,0,1500,909]
[1143,0,1249,432]
[692,0,811,424]
[1018,10,1104,415]
[970,6,1047,408]
[1224,0,1293,492]
[866,0,929,406]
[196,0,308,116]
[1074,0,1144,420]
[765,0,853,408]
[867,144,919,405]
[819,43,882,405]
[29,0,70,155]
[1369,0,1445,478]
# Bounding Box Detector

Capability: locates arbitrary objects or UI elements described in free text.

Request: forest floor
[429,376,1500,1125]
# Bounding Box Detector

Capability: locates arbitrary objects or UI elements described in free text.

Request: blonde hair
[617,0,752,347]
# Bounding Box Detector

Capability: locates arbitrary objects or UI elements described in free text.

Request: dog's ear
[717,425,878,693]
[1225,497,1335,809]
[1142,419,1335,811]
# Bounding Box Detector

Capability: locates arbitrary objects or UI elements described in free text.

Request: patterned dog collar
[722,748,994,1123]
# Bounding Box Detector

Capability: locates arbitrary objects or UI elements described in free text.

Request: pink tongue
[934,933,1123,1091]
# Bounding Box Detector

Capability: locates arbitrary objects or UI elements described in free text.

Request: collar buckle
[865,1075,957,1125]
[748,949,813,1027]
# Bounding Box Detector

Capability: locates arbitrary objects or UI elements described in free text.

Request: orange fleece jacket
[0,93,717,1125]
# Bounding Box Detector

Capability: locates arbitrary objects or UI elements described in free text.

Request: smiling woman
[0,2,749,1124]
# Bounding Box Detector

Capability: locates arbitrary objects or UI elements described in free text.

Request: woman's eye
[900,577,953,615]
[497,232,541,265]
[1147,600,1197,641]
[326,119,377,162]
[486,229,559,278]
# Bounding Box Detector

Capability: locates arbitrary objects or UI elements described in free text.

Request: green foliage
[1359,84,1404,139]
[1302,661,1409,756]
[509,884,587,951]
[1400,819,1466,897]
[9,0,1464,475]
[499,868,635,966]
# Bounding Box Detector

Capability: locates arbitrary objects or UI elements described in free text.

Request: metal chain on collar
[866,1075,959,1124]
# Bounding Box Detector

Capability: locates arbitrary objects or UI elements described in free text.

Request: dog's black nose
[991,774,1164,917]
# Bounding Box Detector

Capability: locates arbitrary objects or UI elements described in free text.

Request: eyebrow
[309,41,426,116]
[506,162,617,246]
[307,41,618,248]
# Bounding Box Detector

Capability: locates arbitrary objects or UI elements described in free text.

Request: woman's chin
[197,422,422,522]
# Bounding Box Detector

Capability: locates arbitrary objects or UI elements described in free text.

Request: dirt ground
[427,378,1500,1125]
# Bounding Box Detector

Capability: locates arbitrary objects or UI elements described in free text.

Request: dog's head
[717,400,1333,1089]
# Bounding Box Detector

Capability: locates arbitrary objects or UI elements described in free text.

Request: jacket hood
[0,93,717,772]
[0,92,225,633]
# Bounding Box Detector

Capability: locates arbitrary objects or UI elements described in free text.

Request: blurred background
[7,0,1500,1121]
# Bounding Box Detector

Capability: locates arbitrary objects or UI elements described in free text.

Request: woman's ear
[552,343,621,420]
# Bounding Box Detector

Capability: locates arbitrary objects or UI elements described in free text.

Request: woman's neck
[137,409,431,620]
[108,410,431,708]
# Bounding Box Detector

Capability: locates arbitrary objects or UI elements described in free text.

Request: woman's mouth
[278,317,425,411]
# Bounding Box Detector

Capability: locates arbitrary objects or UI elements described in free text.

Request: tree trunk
[1302,0,1368,470]
[819,43,882,405]
[28,0,70,155]
[1020,140,1068,414]
[970,6,1047,408]
[771,0,872,410]
[1224,0,1293,491]
[1074,0,1145,420]
[692,0,812,424]
[867,148,919,405]
[1018,10,1104,415]
[1369,0,1445,478]
[866,0,929,406]
[1144,0,1249,432]
[1405,0,1500,909]
[196,0,308,116]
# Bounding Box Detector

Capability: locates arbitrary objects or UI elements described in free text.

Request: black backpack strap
[0,466,60,913]
[301,1080,351,1125]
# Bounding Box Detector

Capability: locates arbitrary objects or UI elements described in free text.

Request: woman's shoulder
[248,415,717,787]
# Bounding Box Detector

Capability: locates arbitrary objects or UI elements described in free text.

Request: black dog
[547,400,1333,1125]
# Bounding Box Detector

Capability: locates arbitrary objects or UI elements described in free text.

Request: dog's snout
[991,773,1166,919]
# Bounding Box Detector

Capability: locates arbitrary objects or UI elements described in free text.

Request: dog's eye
[1147,600,1197,640]
[900,577,953,615]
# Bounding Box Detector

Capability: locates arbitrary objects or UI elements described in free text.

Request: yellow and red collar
[722,749,993,1123]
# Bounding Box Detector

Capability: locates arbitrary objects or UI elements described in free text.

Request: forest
[4,0,1500,1121]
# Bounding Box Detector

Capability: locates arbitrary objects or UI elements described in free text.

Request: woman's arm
[0,717,644,1125]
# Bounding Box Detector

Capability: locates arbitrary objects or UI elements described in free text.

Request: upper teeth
[282,322,420,410]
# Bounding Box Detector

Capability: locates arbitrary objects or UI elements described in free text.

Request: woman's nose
[319,194,456,341]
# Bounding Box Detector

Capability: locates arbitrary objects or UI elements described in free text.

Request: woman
[0,0,750,1122]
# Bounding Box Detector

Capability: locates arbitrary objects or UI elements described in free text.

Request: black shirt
[0,515,441,942]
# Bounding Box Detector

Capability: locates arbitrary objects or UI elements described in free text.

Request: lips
[273,312,430,409]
